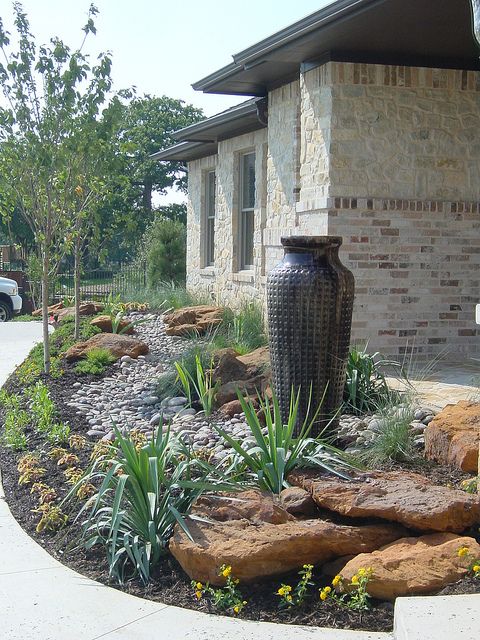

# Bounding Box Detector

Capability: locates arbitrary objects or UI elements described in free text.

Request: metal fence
[52,264,147,302]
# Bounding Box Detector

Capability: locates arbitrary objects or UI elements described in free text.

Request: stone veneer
[186,62,480,360]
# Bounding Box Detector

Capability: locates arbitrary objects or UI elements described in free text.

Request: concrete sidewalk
[0,321,46,387]
[0,322,390,640]
[0,323,478,640]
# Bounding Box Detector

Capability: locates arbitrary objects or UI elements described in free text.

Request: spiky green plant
[216,388,354,494]
[72,426,233,584]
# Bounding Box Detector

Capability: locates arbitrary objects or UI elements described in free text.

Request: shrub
[157,344,214,401]
[2,408,28,450]
[46,421,71,444]
[74,426,232,584]
[27,381,56,433]
[210,302,267,355]
[343,346,400,415]
[75,347,116,375]
[217,389,355,494]
[358,401,417,466]
[143,217,187,286]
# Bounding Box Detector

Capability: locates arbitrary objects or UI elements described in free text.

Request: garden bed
[0,310,479,634]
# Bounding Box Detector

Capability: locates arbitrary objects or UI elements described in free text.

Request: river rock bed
[65,312,437,460]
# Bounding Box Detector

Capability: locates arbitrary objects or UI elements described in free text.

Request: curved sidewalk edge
[1,322,478,639]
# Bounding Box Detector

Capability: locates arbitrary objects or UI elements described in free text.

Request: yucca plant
[72,425,232,584]
[343,346,400,415]
[110,310,149,335]
[174,355,219,416]
[216,388,354,494]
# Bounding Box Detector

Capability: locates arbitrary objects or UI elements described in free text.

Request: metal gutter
[150,140,218,162]
[192,0,383,92]
[232,0,384,65]
[172,99,261,141]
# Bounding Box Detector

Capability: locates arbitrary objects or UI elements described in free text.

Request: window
[240,152,255,270]
[204,170,216,266]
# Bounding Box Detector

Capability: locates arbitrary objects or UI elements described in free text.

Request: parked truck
[0,276,23,321]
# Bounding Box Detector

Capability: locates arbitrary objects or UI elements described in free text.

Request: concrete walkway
[0,323,478,640]
[387,360,480,411]
[0,321,46,387]
[0,322,391,640]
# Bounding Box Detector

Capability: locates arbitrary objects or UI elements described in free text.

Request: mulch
[0,358,479,634]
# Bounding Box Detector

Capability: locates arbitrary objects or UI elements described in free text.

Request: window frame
[239,151,256,271]
[203,169,216,268]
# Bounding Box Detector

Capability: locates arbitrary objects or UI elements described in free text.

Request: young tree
[0,3,116,365]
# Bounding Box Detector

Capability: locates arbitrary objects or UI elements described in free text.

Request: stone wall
[186,129,268,306]
[185,61,480,361]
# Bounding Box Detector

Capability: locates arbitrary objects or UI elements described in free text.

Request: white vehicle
[0,276,23,321]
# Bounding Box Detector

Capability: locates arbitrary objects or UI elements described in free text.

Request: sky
[0,0,333,203]
[0,0,333,115]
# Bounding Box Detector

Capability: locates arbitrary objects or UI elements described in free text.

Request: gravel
[69,312,436,462]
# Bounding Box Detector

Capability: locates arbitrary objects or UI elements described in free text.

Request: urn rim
[281,235,343,250]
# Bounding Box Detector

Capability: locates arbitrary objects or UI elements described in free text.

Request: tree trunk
[42,248,50,375]
[142,180,153,215]
[74,237,81,340]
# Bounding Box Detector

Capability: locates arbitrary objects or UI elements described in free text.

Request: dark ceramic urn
[266,236,354,437]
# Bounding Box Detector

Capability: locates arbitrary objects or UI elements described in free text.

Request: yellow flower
[195,590,202,600]
[277,584,292,597]
[457,546,469,558]
[286,595,293,602]
[323,586,331,594]
[195,582,203,590]
[358,568,367,577]
[351,575,359,585]
[319,590,328,601]
[221,565,232,578]
[473,565,480,573]
[332,575,342,587]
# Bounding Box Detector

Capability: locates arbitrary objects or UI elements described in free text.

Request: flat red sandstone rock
[339,533,480,600]
[289,470,480,533]
[424,401,480,472]
[170,517,406,585]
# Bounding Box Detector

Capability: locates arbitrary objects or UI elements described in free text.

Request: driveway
[0,321,45,386]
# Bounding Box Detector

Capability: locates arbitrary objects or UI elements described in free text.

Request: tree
[0,2,115,368]
[88,95,202,265]
[143,217,186,286]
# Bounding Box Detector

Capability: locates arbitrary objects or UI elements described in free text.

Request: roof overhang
[173,98,266,143]
[151,140,218,162]
[152,98,267,162]
[193,0,480,96]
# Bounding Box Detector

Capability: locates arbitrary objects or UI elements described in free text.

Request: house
[154,0,480,361]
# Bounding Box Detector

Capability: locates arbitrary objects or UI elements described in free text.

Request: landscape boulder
[162,305,223,337]
[90,315,133,335]
[215,375,268,407]
[213,346,271,409]
[424,401,480,472]
[338,533,480,600]
[218,397,259,417]
[169,515,406,585]
[32,302,64,317]
[280,487,318,517]
[194,490,294,525]
[290,470,480,533]
[55,302,104,322]
[65,332,148,362]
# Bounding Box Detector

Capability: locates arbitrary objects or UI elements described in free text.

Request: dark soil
[1,353,479,634]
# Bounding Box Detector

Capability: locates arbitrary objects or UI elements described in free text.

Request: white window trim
[203,169,216,268]
[239,151,255,271]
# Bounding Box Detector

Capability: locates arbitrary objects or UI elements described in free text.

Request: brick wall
[185,62,480,361]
